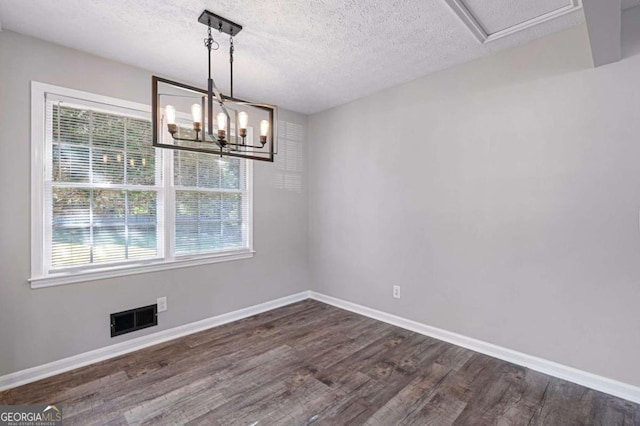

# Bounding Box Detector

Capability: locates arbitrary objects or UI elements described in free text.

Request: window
[173,152,248,255]
[47,100,161,268]
[31,82,253,288]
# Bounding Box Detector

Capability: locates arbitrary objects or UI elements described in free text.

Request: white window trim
[30,81,254,289]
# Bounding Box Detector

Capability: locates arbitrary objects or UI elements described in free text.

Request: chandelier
[152,10,277,162]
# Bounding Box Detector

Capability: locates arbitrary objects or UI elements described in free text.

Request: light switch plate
[157,297,167,312]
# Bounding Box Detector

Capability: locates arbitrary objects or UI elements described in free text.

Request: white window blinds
[45,96,162,270]
[173,151,250,256]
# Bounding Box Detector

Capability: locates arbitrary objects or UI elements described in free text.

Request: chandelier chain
[204,26,220,51]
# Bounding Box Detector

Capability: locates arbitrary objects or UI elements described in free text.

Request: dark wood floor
[1,300,639,425]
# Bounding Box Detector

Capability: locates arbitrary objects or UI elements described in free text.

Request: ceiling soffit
[445,0,582,43]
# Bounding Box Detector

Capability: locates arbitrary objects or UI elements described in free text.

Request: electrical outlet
[393,285,401,299]
[157,297,167,312]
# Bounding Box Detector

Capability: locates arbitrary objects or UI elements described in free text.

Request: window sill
[29,250,255,289]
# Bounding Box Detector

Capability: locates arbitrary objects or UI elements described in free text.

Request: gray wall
[0,31,309,376]
[2,8,640,389]
[308,14,640,387]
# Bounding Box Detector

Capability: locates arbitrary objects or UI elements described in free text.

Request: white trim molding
[0,291,310,392]
[2,289,639,405]
[29,250,256,288]
[309,291,640,405]
[444,0,582,43]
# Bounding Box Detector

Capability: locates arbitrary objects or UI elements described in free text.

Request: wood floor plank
[367,362,452,425]
[1,299,639,425]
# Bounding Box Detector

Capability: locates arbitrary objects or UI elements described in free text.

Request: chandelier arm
[169,133,229,147]
[225,143,265,149]
[169,135,205,143]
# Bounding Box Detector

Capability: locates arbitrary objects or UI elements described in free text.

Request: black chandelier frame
[151,10,277,162]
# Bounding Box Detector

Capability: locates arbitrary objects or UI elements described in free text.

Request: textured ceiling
[0,0,592,114]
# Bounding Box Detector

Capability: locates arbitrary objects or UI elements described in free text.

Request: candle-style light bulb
[216,112,227,140]
[238,111,248,138]
[191,104,202,133]
[165,105,176,124]
[165,105,177,135]
[259,120,269,145]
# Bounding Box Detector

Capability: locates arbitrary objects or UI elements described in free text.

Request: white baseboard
[0,291,310,392]
[308,291,640,405]
[3,289,639,405]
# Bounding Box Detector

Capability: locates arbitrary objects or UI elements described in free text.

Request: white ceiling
[0,1,633,114]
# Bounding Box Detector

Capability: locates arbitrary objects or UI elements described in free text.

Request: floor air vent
[110,304,158,337]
